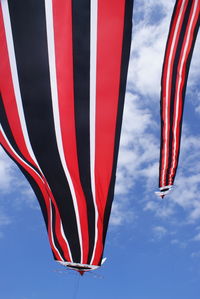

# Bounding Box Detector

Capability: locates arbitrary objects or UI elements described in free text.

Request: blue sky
[1,1,200,298]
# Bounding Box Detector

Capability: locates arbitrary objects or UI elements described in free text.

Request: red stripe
[93,0,126,264]
[51,200,72,262]
[51,0,89,264]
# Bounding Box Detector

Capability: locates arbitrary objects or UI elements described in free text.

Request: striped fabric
[159,0,200,195]
[0,0,133,271]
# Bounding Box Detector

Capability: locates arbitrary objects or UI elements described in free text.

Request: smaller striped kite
[158,0,200,198]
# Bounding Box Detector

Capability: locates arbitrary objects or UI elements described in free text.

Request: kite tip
[155,185,173,198]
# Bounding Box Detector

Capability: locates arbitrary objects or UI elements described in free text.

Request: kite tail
[158,0,200,196]
[155,185,173,198]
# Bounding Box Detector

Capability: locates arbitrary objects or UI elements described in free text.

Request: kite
[158,0,200,197]
[0,0,134,273]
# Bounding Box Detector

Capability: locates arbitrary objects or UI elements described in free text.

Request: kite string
[72,273,81,299]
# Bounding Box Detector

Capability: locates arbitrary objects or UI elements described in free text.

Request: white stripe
[89,0,99,264]
[162,0,187,186]
[1,0,42,173]
[60,223,73,262]
[44,0,83,263]
[169,0,199,182]
[49,200,65,261]
[57,260,100,271]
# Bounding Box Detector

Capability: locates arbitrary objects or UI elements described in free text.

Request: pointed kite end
[155,185,173,198]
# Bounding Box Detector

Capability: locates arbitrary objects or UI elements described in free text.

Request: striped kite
[0,0,133,273]
[158,0,200,197]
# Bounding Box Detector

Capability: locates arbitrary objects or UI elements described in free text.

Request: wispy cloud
[144,199,175,219]
[171,239,187,249]
[191,251,200,258]
[0,211,11,226]
[0,209,12,239]
[110,200,136,226]
[141,131,200,226]
[115,92,158,195]
[152,225,167,240]
[0,148,37,209]
[129,0,174,97]
[193,232,200,242]
[0,147,16,193]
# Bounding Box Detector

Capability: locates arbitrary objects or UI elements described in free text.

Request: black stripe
[7,0,81,262]
[51,201,67,261]
[102,0,134,264]
[72,0,95,264]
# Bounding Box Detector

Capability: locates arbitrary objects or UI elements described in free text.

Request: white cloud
[171,239,187,249]
[113,90,159,225]
[116,92,158,195]
[0,147,37,209]
[188,32,200,87]
[144,199,175,219]
[159,133,200,223]
[193,233,200,242]
[0,210,12,239]
[129,0,200,98]
[191,251,200,258]
[9,187,38,211]
[195,92,200,114]
[0,147,16,193]
[129,0,175,97]
[110,200,135,226]
[171,239,179,245]
[152,225,167,240]
[141,131,200,224]
[0,211,11,226]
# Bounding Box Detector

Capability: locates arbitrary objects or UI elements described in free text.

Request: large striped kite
[0,0,133,273]
[158,0,200,197]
